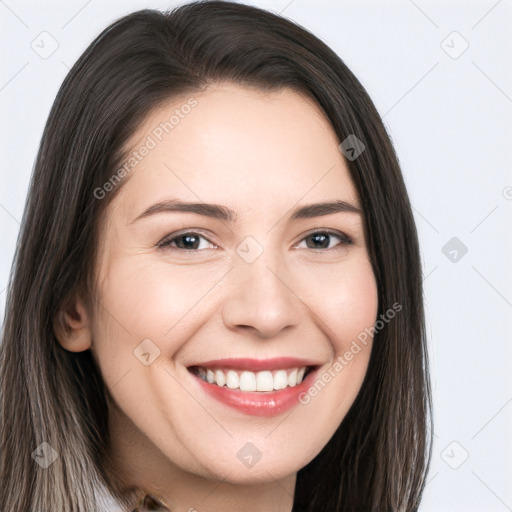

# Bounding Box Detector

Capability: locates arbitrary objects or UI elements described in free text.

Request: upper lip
[188,357,320,372]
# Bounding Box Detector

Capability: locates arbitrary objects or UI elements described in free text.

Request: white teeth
[195,366,310,392]
[256,371,273,391]
[215,369,226,387]
[226,370,239,389]
[239,371,257,392]
[288,368,298,387]
[273,370,288,390]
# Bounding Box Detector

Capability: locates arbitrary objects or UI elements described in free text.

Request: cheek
[92,256,229,359]
[292,258,378,431]
[298,256,378,400]
[90,257,227,432]
[304,256,378,348]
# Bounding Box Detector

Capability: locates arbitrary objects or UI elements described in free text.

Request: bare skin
[55,82,378,512]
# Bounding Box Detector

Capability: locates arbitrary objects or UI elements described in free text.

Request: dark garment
[132,494,171,512]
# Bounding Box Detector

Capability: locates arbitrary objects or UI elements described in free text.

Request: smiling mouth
[188,365,316,392]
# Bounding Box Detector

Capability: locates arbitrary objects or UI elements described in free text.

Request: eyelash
[156,229,353,253]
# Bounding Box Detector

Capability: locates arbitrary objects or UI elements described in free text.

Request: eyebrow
[130,198,362,224]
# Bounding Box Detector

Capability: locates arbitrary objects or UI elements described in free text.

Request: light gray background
[1,0,511,510]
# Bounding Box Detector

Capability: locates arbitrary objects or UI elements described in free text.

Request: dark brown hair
[0,1,432,510]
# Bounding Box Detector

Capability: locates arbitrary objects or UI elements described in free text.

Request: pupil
[179,234,199,250]
[309,233,329,249]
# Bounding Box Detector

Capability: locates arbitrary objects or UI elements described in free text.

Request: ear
[53,293,92,352]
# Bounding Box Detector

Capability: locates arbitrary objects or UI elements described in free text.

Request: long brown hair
[0,1,432,510]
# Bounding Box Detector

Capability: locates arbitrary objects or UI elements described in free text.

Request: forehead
[109,82,359,223]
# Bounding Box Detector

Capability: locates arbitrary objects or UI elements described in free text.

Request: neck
[106,398,296,512]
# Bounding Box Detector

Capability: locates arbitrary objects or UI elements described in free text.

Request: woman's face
[88,83,378,485]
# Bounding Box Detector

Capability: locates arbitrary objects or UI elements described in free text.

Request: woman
[0,1,432,511]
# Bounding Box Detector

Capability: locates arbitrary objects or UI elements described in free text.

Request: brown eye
[167,233,200,250]
[298,230,353,250]
[157,231,216,251]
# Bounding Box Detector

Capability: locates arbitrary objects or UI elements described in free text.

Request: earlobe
[53,294,92,352]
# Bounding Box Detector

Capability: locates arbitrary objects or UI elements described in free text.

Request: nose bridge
[221,239,302,337]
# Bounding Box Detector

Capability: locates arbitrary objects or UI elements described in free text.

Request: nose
[221,254,302,339]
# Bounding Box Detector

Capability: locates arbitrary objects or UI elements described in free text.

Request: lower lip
[189,367,319,417]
